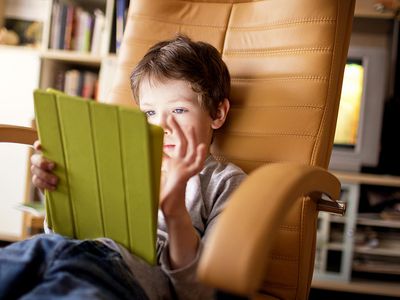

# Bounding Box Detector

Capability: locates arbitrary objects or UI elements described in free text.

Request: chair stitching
[231,76,328,82]
[310,3,341,166]
[225,46,332,56]
[260,282,297,289]
[130,13,226,29]
[229,105,324,110]
[221,3,234,55]
[270,255,298,262]
[278,225,300,231]
[123,38,158,46]
[216,131,317,138]
[230,17,336,31]
[212,155,270,164]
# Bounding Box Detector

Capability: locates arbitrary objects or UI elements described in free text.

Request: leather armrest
[0,125,38,145]
[197,162,340,296]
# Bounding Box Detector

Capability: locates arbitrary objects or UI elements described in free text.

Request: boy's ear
[211,98,230,129]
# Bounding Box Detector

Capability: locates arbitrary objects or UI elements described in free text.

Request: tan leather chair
[108,0,354,299]
[0,0,355,299]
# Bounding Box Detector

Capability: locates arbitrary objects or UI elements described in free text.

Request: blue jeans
[0,234,149,300]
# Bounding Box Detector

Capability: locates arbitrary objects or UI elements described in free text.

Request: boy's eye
[144,110,155,117]
[173,108,188,114]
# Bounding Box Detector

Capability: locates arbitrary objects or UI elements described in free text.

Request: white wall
[0,47,40,239]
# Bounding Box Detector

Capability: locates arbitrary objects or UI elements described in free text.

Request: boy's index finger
[33,140,42,151]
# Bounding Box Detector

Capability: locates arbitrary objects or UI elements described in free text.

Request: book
[81,71,98,99]
[64,69,80,96]
[57,2,68,49]
[33,89,163,265]
[50,1,60,49]
[91,9,105,55]
[16,202,45,217]
[115,0,129,53]
[63,4,74,50]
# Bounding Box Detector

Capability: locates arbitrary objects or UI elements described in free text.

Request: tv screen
[329,46,387,172]
[334,59,364,149]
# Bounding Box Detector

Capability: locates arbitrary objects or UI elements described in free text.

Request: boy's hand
[30,140,58,192]
[160,116,207,218]
[159,116,206,269]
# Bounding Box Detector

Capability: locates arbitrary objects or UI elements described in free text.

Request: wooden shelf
[357,213,400,228]
[327,242,345,251]
[333,171,400,187]
[354,245,400,256]
[312,279,400,297]
[353,261,400,275]
[0,44,41,54]
[355,0,399,19]
[0,233,23,242]
[40,49,103,66]
[22,214,44,239]
[330,215,346,223]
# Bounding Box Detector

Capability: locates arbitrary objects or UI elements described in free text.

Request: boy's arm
[160,116,207,269]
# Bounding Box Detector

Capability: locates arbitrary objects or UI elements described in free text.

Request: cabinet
[0,0,125,240]
[313,173,400,297]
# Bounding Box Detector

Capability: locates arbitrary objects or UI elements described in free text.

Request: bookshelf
[0,0,128,241]
[313,173,400,297]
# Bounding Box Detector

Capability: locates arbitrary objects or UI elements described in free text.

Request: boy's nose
[155,114,171,134]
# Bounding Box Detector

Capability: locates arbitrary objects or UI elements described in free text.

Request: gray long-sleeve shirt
[101,155,246,299]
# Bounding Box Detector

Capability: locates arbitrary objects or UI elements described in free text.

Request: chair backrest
[108,0,355,298]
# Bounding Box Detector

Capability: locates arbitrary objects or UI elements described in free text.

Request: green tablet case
[33,89,163,265]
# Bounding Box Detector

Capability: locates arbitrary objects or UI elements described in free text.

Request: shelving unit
[0,0,126,240]
[313,172,400,297]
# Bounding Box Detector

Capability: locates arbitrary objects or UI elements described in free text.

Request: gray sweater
[101,155,246,299]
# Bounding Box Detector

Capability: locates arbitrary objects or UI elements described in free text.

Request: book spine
[90,9,105,55]
[64,69,80,96]
[50,1,60,49]
[57,2,68,50]
[77,71,85,97]
[55,70,65,91]
[80,11,92,52]
[82,71,98,99]
[115,0,126,53]
[72,7,82,51]
[63,4,74,50]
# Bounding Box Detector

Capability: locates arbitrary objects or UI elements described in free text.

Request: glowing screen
[334,60,364,148]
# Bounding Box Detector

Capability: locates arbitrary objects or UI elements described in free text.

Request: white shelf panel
[41,50,103,66]
[354,245,400,257]
[357,213,400,228]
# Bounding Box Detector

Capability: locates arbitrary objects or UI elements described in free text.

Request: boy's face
[139,79,221,158]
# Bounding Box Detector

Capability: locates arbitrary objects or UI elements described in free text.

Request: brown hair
[130,34,230,119]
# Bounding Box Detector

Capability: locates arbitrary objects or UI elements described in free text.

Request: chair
[0,0,355,298]
[109,0,354,299]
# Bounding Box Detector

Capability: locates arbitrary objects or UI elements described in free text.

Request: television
[329,46,388,172]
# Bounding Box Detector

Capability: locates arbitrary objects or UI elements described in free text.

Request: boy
[1,35,246,299]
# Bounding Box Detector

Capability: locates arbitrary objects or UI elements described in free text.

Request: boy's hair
[130,34,230,119]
